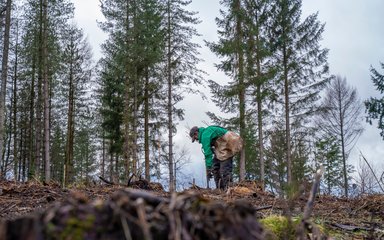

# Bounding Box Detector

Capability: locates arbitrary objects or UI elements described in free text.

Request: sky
[73,0,384,187]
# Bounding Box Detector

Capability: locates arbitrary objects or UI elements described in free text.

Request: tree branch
[359,151,384,193]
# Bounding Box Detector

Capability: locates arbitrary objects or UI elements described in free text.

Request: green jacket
[198,126,228,168]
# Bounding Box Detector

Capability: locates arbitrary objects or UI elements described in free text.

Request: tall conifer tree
[269,0,329,185]
[207,0,247,180]
[163,0,204,191]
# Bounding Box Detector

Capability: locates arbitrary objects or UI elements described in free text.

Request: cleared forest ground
[0,180,383,239]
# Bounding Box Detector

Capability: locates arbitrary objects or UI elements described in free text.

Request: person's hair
[189,126,199,138]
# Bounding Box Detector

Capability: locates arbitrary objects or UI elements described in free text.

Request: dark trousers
[212,155,233,190]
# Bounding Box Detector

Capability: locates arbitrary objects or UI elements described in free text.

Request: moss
[59,214,96,240]
[259,215,300,240]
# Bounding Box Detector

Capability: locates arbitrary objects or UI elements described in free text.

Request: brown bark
[235,0,246,180]
[0,0,12,178]
[166,0,175,192]
[64,57,74,186]
[283,45,292,185]
[144,69,150,181]
[42,0,50,181]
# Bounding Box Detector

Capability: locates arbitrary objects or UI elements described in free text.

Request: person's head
[189,126,199,143]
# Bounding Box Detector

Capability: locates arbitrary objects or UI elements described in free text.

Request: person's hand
[206,167,213,179]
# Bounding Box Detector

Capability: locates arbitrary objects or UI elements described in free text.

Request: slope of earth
[0,180,383,239]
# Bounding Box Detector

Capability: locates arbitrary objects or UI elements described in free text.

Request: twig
[331,223,370,231]
[120,215,132,240]
[98,176,115,185]
[122,189,169,206]
[254,205,273,211]
[360,151,384,193]
[188,182,203,190]
[1,6,7,16]
[127,174,136,187]
[303,167,323,219]
[0,203,18,214]
[135,198,152,240]
[296,167,324,240]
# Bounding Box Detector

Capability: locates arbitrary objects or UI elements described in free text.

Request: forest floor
[0,179,383,239]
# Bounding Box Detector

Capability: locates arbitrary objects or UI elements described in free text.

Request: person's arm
[201,131,213,168]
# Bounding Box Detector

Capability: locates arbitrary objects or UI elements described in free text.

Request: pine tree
[365,62,384,138]
[243,0,277,189]
[163,0,204,191]
[314,136,342,194]
[57,24,93,186]
[269,0,330,185]
[207,0,247,180]
[15,0,74,180]
[99,0,167,182]
[0,0,12,179]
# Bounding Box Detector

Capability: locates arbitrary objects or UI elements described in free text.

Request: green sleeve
[201,132,213,168]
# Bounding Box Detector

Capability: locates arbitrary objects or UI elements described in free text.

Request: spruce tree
[365,62,384,139]
[0,0,12,178]
[57,24,93,186]
[99,0,167,182]
[207,0,247,180]
[15,0,74,180]
[314,136,342,194]
[269,0,330,185]
[163,0,204,191]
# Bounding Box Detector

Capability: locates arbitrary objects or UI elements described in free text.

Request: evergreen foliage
[0,0,372,197]
[365,62,384,139]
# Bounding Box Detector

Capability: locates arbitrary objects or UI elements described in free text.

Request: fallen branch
[98,176,115,185]
[360,151,384,193]
[254,205,272,211]
[331,223,370,231]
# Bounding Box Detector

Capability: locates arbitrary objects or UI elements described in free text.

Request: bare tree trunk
[101,131,105,178]
[42,0,50,181]
[12,19,19,180]
[283,45,292,185]
[132,71,138,178]
[257,84,265,189]
[166,0,175,192]
[64,62,74,186]
[235,0,246,181]
[144,69,150,181]
[0,0,12,178]
[338,89,348,197]
[34,0,45,179]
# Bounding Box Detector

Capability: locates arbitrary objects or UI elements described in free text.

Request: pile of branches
[0,189,270,240]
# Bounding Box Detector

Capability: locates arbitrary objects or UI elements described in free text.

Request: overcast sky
[73,0,384,187]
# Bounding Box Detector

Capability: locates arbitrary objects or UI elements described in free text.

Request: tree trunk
[339,94,348,197]
[144,69,150,181]
[167,0,175,192]
[34,0,45,180]
[42,0,50,181]
[12,20,20,180]
[257,84,265,190]
[64,61,74,186]
[283,45,292,185]
[101,131,105,178]
[0,0,12,178]
[235,0,246,181]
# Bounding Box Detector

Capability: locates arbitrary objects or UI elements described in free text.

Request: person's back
[190,125,241,190]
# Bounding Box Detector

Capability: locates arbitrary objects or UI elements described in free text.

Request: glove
[206,167,213,179]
